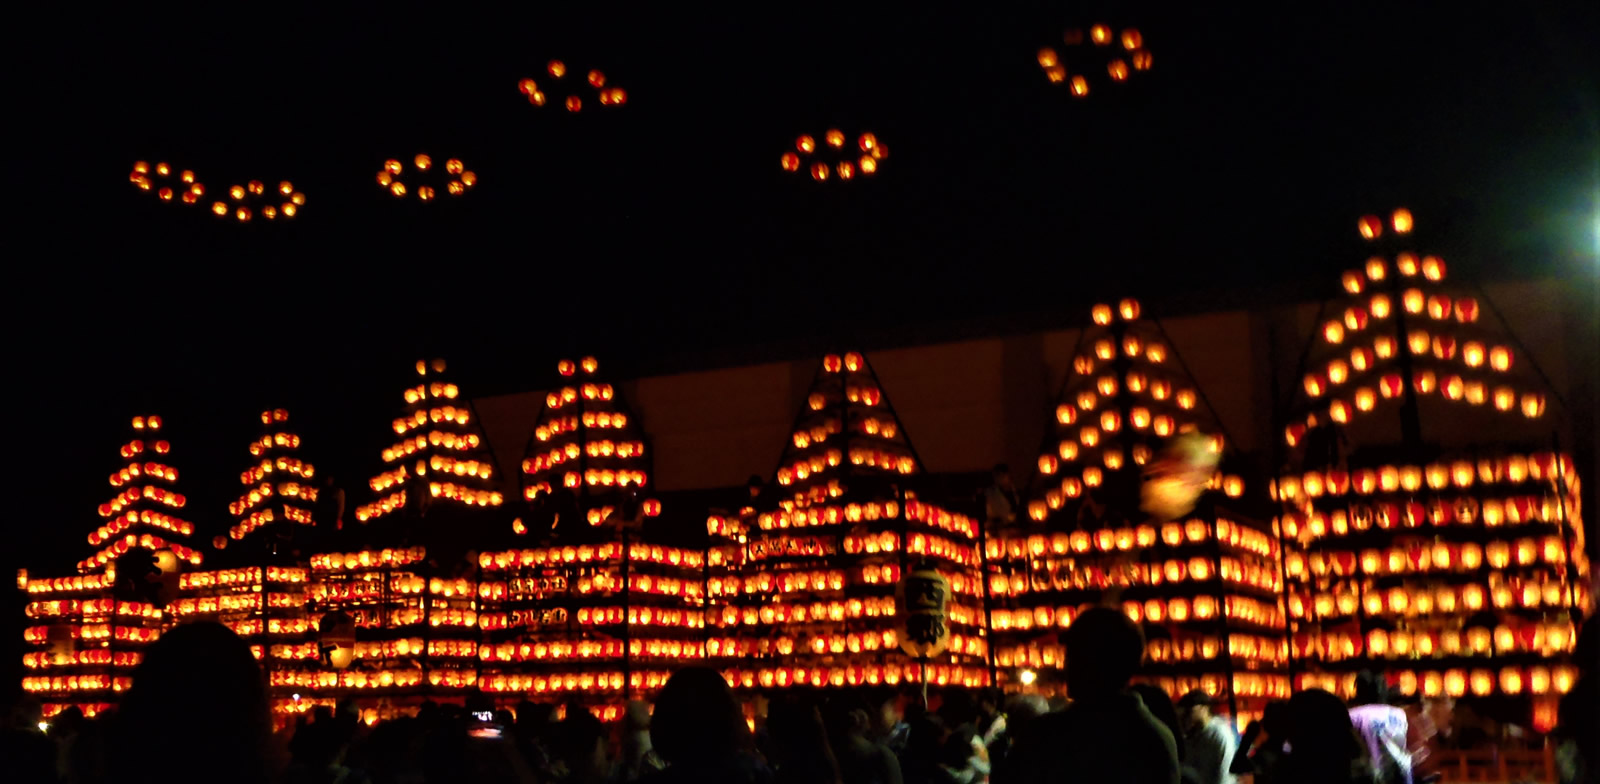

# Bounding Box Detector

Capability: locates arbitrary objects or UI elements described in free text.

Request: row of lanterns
[1289,579,1587,619]
[1286,537,1575,578]
[1292,622,1579,660]
[1276,454,1575,500]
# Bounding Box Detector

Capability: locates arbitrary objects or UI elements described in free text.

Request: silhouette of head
[1064,607,1145,699]
[1351,670,1389,706]
[111,622,271,784]
[650,667,749,766]
[1286,688,1363,768]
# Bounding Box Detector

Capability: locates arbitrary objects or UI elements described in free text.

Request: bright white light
[292,693,301,701]
[38,721,49,733]
[1019,669,1038,686]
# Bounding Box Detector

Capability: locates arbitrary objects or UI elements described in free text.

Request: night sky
[8,1,1597,588]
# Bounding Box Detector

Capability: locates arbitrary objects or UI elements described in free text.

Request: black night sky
[6,0,1597,667]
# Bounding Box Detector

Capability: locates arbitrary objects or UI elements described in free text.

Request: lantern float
[478,356,687,710]
[169,409,321,715]
[988,301,1282,713]
[1277,209,1590,704]
[22,416,200,718]
[704,352,989,694]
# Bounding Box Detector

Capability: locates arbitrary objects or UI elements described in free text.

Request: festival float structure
[476,357,688,719]
[171,408,318,720]
[306,359,502,716]
[986,301,1288,720]
[1275,210,1589,731]
[706,352,990,693]
[20,416,203,717]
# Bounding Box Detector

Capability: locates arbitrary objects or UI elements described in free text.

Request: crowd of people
[3,612,1596,784]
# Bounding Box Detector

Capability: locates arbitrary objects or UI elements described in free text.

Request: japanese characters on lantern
[780,130,886,182]
[986,302,1286,720]
[1277,210,1590,716]
[708,352,991,694]
[1035,24,1152,98]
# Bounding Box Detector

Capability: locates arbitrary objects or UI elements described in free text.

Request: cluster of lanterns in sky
[376,156,478,202]
[518,60,627,111]
[1036,25,1152,97]
[780,130,887,181]
[127,24,1169,219]
[128,162,305,222]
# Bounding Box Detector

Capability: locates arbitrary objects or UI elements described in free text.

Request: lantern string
[1470,283,1571,417]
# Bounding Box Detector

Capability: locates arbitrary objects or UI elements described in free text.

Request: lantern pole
[919,654,929,708]
[975,507,999,689]
[1550,433,1582,622]
[1383,260,1425,451]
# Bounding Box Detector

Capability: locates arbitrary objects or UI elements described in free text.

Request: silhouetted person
[612,700,666,783]
[1348,671,1410,784]
[1555,618,1598,784]
[1129,684,1202,784]
[317,474,345,531]
[555,704,609,784]
[898,713,947,784]
[1274,689,1377,784]
[645,667,771,784]
[987,694,1047,769]
[1000,607,1179,784]
[1176,690,1237,784]
[109,622,274,784]
[1229,701,1288,784]
[2,693,56,783]
[983,464,1019,529]
[768,698,841,784]
[825,697,902,784]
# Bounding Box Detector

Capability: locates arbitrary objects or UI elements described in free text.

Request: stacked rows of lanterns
[706,352,990,693]
[1035,25,1152,97]
[21,417,198,717]
[481,357,687,704]
[986,300,1286,721]
[518,60,627,111]
[1276,211,1589,731]
[173,410,322,715]
[356,360,503,523]
[780,131,887,181]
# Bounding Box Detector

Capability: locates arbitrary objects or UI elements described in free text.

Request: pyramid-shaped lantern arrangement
[170,408,318,720]
[987,300,1288,718]
[477,357,692,715]
[355,359,504,524]
[514,356,657,537]
[709,352,989,693]
[1276,210,1590,723]
[21,416,201,718]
